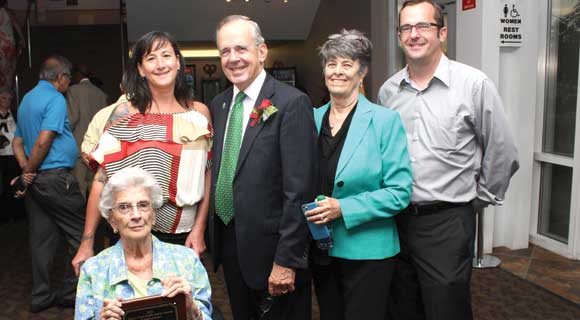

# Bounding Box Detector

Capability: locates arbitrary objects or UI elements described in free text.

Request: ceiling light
[181,49,220,58]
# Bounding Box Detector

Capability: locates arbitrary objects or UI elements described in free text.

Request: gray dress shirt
[377,55,519,205]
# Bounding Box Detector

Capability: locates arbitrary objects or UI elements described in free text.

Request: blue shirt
[75,236,212,320]
[15,80,77,170]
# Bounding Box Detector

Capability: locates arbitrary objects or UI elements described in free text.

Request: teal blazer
[314,94,412,260]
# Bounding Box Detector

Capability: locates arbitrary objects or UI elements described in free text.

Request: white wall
[456,1,537,252]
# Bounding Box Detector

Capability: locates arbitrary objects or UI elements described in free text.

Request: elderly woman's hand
[305,197,342,225]
[99,297,124,320]
[161,276,202,320]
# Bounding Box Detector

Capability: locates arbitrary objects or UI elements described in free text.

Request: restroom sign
[499,0,523,47]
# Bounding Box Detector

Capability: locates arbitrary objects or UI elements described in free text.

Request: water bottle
[302,195,333,250]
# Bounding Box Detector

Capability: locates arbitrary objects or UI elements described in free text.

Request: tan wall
[18,25,123,105]
[266,0,372,106]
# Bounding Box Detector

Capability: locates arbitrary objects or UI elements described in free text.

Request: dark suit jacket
[209,74,317,290]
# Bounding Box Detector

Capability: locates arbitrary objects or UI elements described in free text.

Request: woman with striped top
[72,31,212,276]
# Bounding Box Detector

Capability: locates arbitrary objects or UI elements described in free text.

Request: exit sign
[463,0,476,11]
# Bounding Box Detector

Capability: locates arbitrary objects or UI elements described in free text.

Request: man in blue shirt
[12,55,85,313]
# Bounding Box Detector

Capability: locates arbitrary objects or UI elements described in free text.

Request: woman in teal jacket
[305,29,412,320]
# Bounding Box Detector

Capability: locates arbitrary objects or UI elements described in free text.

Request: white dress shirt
[222,69,267,149]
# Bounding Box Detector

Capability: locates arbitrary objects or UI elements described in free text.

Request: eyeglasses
[398,22,441,36]
[112,201,152,215]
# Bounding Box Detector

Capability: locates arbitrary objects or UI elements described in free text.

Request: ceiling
[125,0,321,42]
[7,0,321,42]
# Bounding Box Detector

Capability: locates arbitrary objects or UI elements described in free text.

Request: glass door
[532,0,580,259]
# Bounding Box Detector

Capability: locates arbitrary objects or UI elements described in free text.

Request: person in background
[75,167,211,320]
[377,1,520,319]
[0,87,24,223]
[80,76,128,158]
[67,64,108,199]
[72,31,213,275]
[12,54,85,312]
[305,29,412,320]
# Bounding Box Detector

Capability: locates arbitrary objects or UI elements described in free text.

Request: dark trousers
[313,256,395,320]
[220,220,311,320]
[25,168,85,306]
[389,203,476,320]
[152,230,189,245]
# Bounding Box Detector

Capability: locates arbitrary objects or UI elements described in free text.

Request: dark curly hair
[124,31,192,114]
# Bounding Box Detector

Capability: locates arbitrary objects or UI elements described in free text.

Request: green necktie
[215,91,246,225]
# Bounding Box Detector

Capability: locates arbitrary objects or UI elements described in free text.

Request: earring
[113,228,118,234]
[141,76,146,81]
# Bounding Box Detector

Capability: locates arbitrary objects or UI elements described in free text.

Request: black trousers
[313,256,395,320]
[389,203,476,320]
[219,220,311,320]
[152,230,189,245]
[25,168,85,306]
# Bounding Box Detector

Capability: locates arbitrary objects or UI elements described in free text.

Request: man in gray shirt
[377,1,519,319]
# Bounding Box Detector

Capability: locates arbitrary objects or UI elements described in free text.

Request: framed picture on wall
[184,65,196,96]
[201,80,221,105]
[266,67,296,87]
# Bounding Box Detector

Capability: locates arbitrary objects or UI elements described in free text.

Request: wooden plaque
[121,294,187,320]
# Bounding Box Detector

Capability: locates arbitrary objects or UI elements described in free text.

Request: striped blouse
[90,109,212,234]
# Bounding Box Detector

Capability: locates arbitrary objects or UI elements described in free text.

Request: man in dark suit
[208,15,317,319]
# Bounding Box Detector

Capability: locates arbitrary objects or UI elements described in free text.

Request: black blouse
[318,103,357,197]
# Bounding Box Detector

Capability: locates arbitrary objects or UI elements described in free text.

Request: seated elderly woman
[305,29,412,320]
[75,167,212,320]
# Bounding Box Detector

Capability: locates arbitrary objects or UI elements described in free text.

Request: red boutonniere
[250,99,278,127]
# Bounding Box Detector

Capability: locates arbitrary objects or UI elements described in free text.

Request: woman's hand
[185,226,206,255]
[161,276,202,320]
[99,297,124,320]
[305,197,342,225]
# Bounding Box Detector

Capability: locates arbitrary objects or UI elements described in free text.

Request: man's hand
[21,172,37,185]
[10,173,36,198]
[185,227,206,255]
[72,241,94,276]
[268,263,296,296]
[472,198,490,213]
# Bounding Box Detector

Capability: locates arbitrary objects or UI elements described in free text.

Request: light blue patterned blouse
[75,236,212,319]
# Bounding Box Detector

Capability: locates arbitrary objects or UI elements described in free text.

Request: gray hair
[98,167,164,219]
[39,55,72,81]
[216,15,265,46]
[318,29,372,75]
